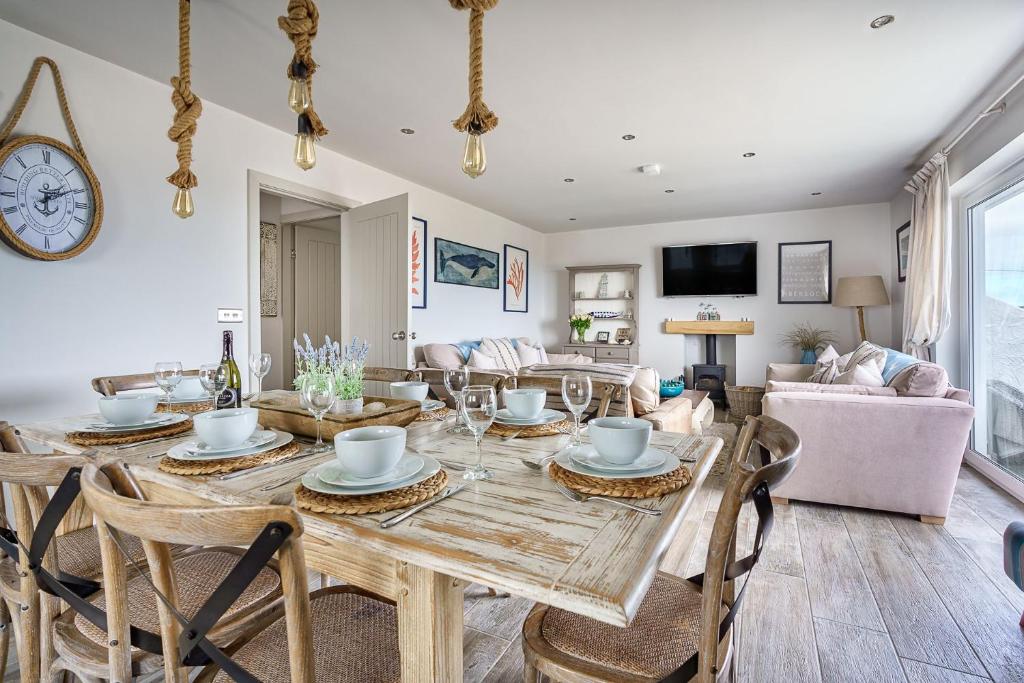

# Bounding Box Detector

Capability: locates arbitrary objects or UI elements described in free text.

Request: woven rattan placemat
[487,419,572,438]
[157,400,214,415]
[158,440,301,476]
[414,407,452,422]
[66,418,194,447]
[549,461,691,499]
[294,469,449,515]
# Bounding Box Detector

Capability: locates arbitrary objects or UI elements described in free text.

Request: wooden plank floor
[4,465,1024,682]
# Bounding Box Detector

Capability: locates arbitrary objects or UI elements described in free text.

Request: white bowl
[503,388,546,419]
[98,393,159,426]
[390,381,429,401]
[193,408,258,449]
[334,426,407,479]
[172,376,205,400]
[587,417,652,464]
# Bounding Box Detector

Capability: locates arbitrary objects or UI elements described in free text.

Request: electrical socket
[217,308,243,323]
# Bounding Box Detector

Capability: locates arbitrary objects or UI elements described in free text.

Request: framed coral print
[503,244,528,312]
[411,217,427,308]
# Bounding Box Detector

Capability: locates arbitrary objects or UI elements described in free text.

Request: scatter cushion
[817,345,840,364]
[517,343,550,367]
[807,359,840,384]
[423,343,464,370]
[631,367,661,416]
[834,363,885,387]
[766,381,897,397]
[468,348,499,369]
[880,347,921,385]
[480,337,522,371]
[845,341,888,374]
[889,362,949,397]
[807,341,887,386]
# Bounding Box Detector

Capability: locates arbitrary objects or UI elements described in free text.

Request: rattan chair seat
[538,571,716,680]
[54,525,149,580]
[73,548,282,648]
[211,587,401,683]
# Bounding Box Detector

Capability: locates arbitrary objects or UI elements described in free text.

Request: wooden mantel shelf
[663,320,755,335]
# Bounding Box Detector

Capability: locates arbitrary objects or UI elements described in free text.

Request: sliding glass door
[967,173,1024,479]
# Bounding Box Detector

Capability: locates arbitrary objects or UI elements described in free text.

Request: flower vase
[331,397,363,415]
[800,349,817,364]
[573,329,587,344]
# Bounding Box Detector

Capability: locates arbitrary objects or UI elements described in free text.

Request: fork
[553,482,661,516]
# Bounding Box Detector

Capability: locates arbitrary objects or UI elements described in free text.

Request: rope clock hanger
[279,0,328,170]
[168,0,202,218]
[0,57,104,261]
[450,0,500,179]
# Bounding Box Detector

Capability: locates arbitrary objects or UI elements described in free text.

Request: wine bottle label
[218,387,240,409]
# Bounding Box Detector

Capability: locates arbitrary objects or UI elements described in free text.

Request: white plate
[569,445,666,473]
[181,430,277,455]
[163,395,215,405]
[167,430,293,461]
[302,455,442,497]
[554,446,680,480]
[317,454,424,488]
[75,413,185,433]
[494,409,566,426]
[421,399,446,412]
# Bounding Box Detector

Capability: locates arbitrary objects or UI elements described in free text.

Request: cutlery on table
[219,447,322,481]
[553,482,661,516]
[438,459,468,471]
[379,484,466,529]
[109,434,187,452]
[520,452,559,471]
[501,430,524,442]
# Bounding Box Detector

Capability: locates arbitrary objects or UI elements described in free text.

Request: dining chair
[90,370,201,396]
[362,366,421,398]
[418,368,510,405]
[521,414,801,683]
[508,374,624,420]
[76,461,401,683]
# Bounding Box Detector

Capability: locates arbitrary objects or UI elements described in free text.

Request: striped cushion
[480,337,521,372]
[845,341,888,374]
[807,359,840,384]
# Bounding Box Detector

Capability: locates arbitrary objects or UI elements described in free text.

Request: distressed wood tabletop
[17,393,722,680]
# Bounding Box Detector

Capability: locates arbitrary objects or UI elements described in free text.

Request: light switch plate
[217,308,244,323]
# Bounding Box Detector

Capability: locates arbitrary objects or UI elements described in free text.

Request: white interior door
[294,224,341,372]
[341,194,411,395]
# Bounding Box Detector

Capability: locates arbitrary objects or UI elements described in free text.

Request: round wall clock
[0,135,103,261]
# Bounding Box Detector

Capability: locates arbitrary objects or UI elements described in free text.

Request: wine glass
[302,376,337,454]
[443,366,471,434]
[561,374,592,447]
[248,351,272,401]
[460,385,497,481]
[154,362,183,412]
[199,363,228,411]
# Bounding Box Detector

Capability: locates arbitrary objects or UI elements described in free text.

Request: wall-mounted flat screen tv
[661,242,757,296]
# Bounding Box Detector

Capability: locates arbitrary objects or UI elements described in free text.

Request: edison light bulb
[461,132,486,178]
[288,78,310,114]
[294,133,316,170]
[171,187,194,218]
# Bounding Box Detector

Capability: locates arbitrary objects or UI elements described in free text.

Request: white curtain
[902,152,952,360]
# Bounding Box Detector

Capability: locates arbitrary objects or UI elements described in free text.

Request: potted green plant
[293,334,371,414]
[779,323,838,364]
[569,313,593,344]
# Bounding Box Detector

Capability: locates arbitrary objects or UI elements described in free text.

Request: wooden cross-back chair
[508,374,625,420]
[362,367,421,398]
[521,414,801,683]
[91,370,201,397]
[77,462,401,683]
[417,368,510,405]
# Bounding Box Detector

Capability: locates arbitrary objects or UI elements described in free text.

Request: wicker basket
[725,385,765,420]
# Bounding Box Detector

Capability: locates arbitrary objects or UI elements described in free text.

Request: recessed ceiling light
[742,152,756,158]
[870,15,895,29]
[622,134,636,141]
[810,191,822,196]
[564,177,575,183]
[664,189,675,194]
[400,128,415,134]
[569,217,577,221]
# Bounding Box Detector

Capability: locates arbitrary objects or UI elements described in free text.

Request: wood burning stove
[692,333,726,402]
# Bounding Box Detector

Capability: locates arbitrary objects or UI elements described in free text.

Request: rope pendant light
[450,0,499,178]
[279,0,328,170]
[167,0,202,218]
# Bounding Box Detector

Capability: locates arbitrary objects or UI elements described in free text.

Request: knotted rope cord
[0,57,88,157]
[166,0,202,192]
[279,0,328,138]
[450,0,499,135]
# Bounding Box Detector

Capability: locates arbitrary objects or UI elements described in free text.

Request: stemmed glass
[443,366,471,434]
[561,374,592,447]
[154,362,183,412]
[460,385,497,481]
[248,352,272,401]
[302,376,337,454]
[199,363,228,411]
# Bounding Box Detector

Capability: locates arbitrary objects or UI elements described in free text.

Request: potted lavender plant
[293,334,371,414]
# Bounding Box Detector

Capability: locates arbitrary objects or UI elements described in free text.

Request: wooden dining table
[17,395,722,682]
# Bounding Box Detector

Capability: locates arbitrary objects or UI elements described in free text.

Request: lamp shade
[834,276,889,307]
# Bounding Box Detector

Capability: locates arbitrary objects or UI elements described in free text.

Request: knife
[379,484,466,529]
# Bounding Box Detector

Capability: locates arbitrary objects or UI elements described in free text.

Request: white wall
[0,20,547,424]
[543,204,894,385]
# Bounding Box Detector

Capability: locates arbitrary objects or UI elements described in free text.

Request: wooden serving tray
[250,390,420,439]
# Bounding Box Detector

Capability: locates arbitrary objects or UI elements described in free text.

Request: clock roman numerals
[2,175,16,182]
[3,206,17,215]
[73,188,85,194]
[44,235,50,250]
[42,149,51,165]
[0,191,13,198]
[74,216,85,225]
[15,224,27,235]
[64,167,77,177]
[14,155,25,169]
[75,201,87,209]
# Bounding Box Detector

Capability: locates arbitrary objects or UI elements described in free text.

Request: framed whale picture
[434,238,499,289]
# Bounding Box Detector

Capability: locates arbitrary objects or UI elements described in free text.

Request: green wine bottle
[219,331,242,408]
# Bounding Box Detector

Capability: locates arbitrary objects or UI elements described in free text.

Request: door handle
[392,331,407,341]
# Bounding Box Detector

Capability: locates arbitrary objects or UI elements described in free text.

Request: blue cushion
[881,347,921,385]
[454,340,482,361]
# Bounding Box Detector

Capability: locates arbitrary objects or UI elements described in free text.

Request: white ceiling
[3,1,1024,233]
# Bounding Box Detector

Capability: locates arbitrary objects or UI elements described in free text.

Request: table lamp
[835,276,889,342]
